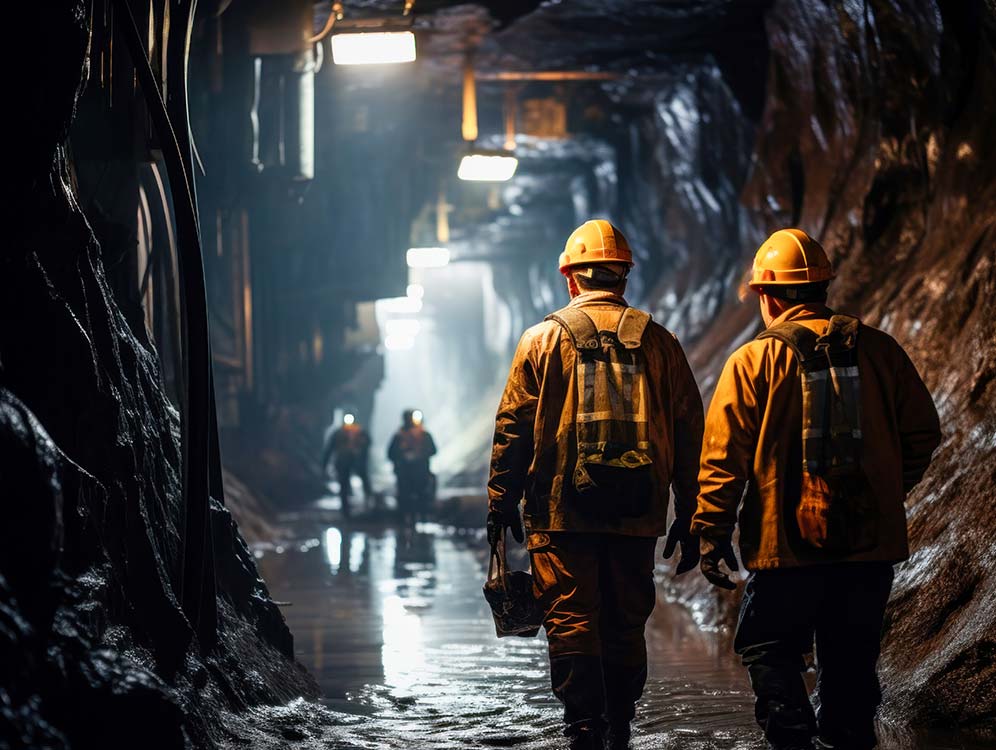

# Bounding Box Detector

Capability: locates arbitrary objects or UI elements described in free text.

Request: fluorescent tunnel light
[331,31,416,65]
[407,247,450,268]
[458,153,518,182]
[385,319,421,338]
[378,296,422,314]
[384,334,416,351]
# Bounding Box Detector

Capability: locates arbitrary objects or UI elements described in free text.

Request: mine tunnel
[3,1,996,748]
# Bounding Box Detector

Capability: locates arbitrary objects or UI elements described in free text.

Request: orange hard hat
[746,228,835,291]
[559,219,634,275]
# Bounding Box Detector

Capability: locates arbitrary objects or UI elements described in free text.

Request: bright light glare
[343,413,355,425]
[406,247,450,268]
[325,527,342,573]
[331,31,416,65]
[378,296,422,314]
[412,409,424,425]
[385,319,421,338]
[406,283,424,300]
[458,153,518,182]
[384,334,416,351]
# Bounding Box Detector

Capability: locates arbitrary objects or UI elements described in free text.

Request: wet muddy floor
[255,510,991,749]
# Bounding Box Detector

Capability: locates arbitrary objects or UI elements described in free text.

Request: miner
[693,229,942,750]
[487,219,704,750]
[388,408,438,522]
[322,412,373,518]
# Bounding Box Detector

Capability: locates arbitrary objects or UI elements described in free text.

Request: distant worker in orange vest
[388,409,437,522]
[488,219,704,750]
[322,412,373,519]
[693,229,942,750]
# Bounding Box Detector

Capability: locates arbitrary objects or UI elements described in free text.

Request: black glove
[662,517,700,575]
[700,537,739,590]
[487,509,524,547]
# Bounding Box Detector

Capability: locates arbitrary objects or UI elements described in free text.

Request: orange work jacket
[488,291,704,537]
[692,304,942,569]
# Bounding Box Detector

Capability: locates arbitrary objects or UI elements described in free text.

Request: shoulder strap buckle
[756,321,823,370]
[616,308,651,349]
[545,308,600,350]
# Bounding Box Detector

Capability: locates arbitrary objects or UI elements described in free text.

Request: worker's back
[696,302,941,568]
[489,289,703,537]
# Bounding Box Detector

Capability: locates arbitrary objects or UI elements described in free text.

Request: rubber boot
[566,721,604,750]
[603,722,631,750]
[602,662,645,750]
[550,654,606,747]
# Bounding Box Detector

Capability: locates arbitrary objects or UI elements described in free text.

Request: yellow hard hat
[559,219,634,275]
[746,228,835,290]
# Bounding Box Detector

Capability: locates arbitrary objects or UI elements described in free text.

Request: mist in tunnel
[3,0,996,748]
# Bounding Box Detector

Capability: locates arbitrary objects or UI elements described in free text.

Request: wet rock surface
[2,3,319,748]
[690,0,996,728]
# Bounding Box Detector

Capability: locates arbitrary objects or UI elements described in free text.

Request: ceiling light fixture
[331,29,416,65]
[457,57,518,181]
[384,334,416,351]
[378,296,422,314]
[406,247,450,268]
[311,2,416,65]
[458,151,518,182]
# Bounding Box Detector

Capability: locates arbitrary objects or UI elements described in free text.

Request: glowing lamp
[406,247,450,268]
[384,334,416,351]
[378,296,422,314]
[458,151,518,182]
[331,31,416,65]
[344,413,356,425]
[385,319,421,338]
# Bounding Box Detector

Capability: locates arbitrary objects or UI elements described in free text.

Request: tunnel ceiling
[309,0,771,291]
[323,0,771,113]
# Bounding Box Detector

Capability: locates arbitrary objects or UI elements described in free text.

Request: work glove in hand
[487,509,524,547]
[662,517,700,575]
[700,537,739,590]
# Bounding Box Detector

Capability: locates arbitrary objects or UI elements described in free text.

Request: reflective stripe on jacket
[692,304,942,569]
[488,291,704,536]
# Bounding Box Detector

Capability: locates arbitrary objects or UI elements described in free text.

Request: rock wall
[655,0,996,728]
[1,3,318,747]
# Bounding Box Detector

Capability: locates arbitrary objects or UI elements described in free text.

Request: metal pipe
[462,58,478,142]
[476,71,619,81]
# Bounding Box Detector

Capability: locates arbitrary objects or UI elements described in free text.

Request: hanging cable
[308,1,344,43]
[112,0,218,652]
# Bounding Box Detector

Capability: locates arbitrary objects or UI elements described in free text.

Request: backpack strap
[756,322,824,372]
[545,308,600,351]
[816,315,860,357]
[616,308,652,349]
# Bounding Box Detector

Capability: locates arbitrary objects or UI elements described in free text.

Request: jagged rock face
[734,0,996,726]
[2,4,316,748]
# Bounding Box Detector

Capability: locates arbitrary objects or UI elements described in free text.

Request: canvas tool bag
[546,305,654,518]
[482,535,542,638]
[757,314,876,554]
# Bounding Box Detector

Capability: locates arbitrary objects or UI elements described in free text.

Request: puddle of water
[256,522,992,749]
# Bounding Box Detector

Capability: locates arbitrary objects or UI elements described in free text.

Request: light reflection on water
[256,524,991,749]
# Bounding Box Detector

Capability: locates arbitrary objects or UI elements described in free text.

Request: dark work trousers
[734,562,895,750]
[529,532,658,735]
[335,458,371,517]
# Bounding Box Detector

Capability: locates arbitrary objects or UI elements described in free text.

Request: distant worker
[693,229,942,750]
[388,409,437,522]
[487,219,704,750]
[321,412,372,519]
